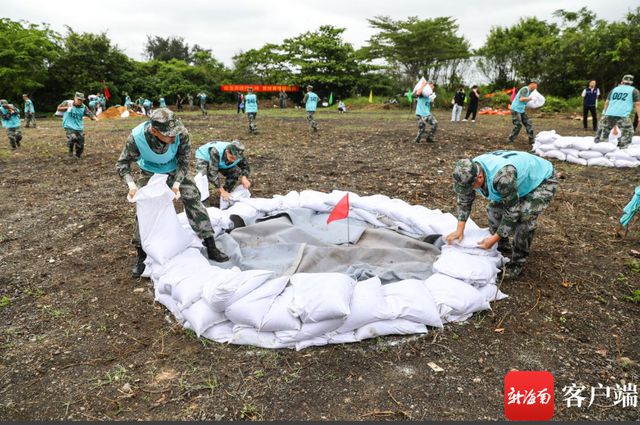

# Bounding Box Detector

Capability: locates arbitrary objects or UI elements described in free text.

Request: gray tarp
[213,208,440,283]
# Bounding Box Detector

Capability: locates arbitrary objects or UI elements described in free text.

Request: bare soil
[0,108,638,420]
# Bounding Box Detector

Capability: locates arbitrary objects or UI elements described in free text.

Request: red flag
[510,85,517,102]
[326,194,349,224]
[104,85,111,101]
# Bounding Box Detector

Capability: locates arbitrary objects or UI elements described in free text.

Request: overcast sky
[6,0,638,66]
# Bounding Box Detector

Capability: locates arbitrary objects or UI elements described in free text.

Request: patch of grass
[253,369,264,378]
[23,287,45,297]
[623,289,640,304]
[239,403,261,420]
[626,260,640,273]
[93,365,129,389]
[0,296,10,309]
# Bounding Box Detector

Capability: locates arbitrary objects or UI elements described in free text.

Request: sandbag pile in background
[533,130,640,167]
[136,175,508,350]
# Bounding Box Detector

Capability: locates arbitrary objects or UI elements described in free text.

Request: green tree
[0,19,60,100]
[231,44,292,84]
[366,16,470,88]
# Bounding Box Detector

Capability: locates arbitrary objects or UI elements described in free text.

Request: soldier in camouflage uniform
[447,150,557,279]
[414,82,437,143]
[0,100,22,150]
[508,82,537,144]
[594,75,640,149]
[116,108,229,278]
[23,94,36,128]
[56,92,97,158]
[194,140,251,202]
[302,85,319,132]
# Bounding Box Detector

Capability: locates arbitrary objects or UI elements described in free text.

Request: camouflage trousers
[7,127,22,149]
[199,103,208,116]
[307,111,318,130]
[132,171,214,247]
[25,112,36,128]
[487,175,557,265]
[65,129,85,158]
[416,114,437,142]
[195,159,241,193]
[508,110,534,143]
[247,112,257,133]
[594,116,633,148]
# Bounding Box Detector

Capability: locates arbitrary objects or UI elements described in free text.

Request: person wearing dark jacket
[451,87,465,121]
[463,85,480,122]
[581,80,600,131]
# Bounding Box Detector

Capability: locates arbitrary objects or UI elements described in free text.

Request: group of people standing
[450,85,480,122]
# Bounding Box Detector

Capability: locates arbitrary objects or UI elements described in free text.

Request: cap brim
[158,125,183,137]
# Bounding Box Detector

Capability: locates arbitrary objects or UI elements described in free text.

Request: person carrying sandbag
[116,108,229,278]
[508,81,537,144]
[56,92,97,159]
[594,74,640,149]
[447,150,557,279]
[0,99,22,150]
[413,81,437,143]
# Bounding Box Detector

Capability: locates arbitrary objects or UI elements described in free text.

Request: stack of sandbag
[136,175,509,350]
[533,130,640,168]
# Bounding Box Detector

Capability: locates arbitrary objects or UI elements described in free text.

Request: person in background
[159,96,166,108]
[508,81,537,144]
[56,92,97,159]
[143,98,153,116]
[463,85,480,122]
[594,74,640,148]
[124,92,132,110]
[187,93,194,112]
[337,100,346,113]
[175,94,183,112]
[279,90,288,108]
[302,85,319,132]
[244,87,258,134]
[237,92,245,115]
[197,92,208,116]
[0,99,22,150]
[581,80,600,131]
[451,86,465,122]
[23,94,36,128]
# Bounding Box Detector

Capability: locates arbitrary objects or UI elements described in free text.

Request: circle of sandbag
[136,175,507,350]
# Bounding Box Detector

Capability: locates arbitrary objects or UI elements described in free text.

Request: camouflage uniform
[195,141,250,193]
[454,161,557,268]
[64,107,95,158]
[0,103,22,149]
[416,115,438,142]
[306,111,318,131]
[197,93,208,116]
[247,113,257,133]
[24,98,36,128]
[116,115,214,247]
[593,84,639,149]
[508,110,534,143]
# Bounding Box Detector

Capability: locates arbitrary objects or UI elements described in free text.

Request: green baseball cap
[452,159,478,192]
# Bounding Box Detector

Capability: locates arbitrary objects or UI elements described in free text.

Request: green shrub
[566,96,583,112]
[541,95,570,113]
[490,93,512,109]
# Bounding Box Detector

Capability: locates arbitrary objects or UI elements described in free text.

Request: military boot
[203,237,229,262]
[131,246,147,278]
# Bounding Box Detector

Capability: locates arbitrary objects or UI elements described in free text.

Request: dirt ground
[0,107,639,420]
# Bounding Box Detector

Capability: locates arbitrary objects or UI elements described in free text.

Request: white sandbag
[194,173,209,201]
[336,277,394,333]
[260,286,302,332]
[224,201,260,225]
[289,273,355,323]
[155,249,211,295]
[631,136,640,145]
[605,150,634,161]
[477,284,509,302]
[154,293,184,321]
[382,279,443,328]
[534,148,545,157]
[590,142,617,154]
[272,191,301,209]
[225,276,289,328]
[355,319,428,340]
[201,321,234,343]
[526,90,545,108]
[587,157,614,167]
[237,197,282,213]
[578,150,604,160]
[120,109,130,118]
[298,190,332,212]
[412,77,428,95]
[571,137,595,151]
[433,247,501,286]
[535,130,558,144]
[328,331,360,344]
[560,148,580,157]
[295,337,330,351]
[180,299,227,336]
[624,146,640,158]
[608,128,620,144]
[220,185,251,210]
[553,137,577,149]
[275,318,344,343]
[566,155,587,165]
[540,150,566,161]
[172,275,209,308]
[425,273,490,323]
[202,269,272,311]
[614,159,640,168]
[538,143,559,152]
[132,174,192,264]
[230,326,292,349]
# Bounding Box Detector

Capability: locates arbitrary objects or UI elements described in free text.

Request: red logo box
[504,371,554,420]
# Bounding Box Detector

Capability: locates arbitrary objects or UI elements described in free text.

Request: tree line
[1,7,638,111]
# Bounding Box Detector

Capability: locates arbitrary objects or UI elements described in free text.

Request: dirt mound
[98,106,145,119]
